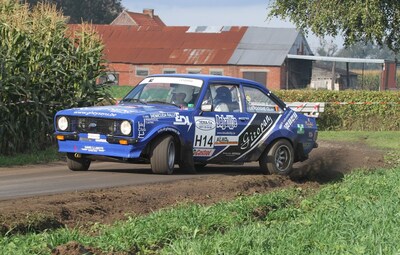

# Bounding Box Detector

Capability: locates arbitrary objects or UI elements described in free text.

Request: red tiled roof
[126,11,166,27]
[72,25,248,65]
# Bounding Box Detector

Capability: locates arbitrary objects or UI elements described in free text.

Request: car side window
[202,84,241,112]
[243,86,282,113]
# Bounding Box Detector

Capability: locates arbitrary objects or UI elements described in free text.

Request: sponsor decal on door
[193,117,216,149]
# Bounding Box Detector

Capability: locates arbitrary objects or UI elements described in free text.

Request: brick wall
[107,63,285,89]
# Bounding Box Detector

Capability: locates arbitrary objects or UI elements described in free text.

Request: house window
[136,68,149,77]
[163,68,176,74]
[210,69,223,76]
[242,71,267,87]
[187,68,201,74]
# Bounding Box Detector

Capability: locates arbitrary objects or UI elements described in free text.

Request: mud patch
[290,140,385,183]
[51,241,114,255]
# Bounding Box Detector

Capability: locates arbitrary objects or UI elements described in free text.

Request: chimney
[143,8,154,18]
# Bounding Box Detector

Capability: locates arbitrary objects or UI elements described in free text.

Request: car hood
[57,104,183,119]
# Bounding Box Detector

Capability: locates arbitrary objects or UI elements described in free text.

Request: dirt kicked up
[0,141,386,239]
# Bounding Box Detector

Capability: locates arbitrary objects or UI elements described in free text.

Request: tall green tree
[268,0,400,54]
[25,0,123,24]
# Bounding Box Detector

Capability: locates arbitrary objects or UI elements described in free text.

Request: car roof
[147,73,266,89]
[144,73,285,109]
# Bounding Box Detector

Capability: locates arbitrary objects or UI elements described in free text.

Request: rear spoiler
[285,102,325,117]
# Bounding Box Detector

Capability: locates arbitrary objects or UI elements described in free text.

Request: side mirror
[201,104,212,112]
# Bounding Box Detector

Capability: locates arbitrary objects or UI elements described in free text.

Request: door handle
[239,117,249,121]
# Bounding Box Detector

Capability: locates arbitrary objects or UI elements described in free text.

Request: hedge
[274,90,400,131]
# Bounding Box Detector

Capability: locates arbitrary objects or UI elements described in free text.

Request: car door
[195,82,285,163]
[233,84,284,162]
[193,83,253,162]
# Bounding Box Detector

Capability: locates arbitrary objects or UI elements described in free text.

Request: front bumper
[55,132,138,144]
[55,132,142,158]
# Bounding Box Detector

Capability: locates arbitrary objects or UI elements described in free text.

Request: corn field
[0,1,112,155]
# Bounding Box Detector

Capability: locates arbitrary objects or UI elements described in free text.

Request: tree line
[24,0,123,24]
[269,0,400,55]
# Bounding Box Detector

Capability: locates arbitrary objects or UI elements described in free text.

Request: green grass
[319,130,400,150]
[109,85,134,99]
[164,168,400,255]
[0,146,63,167]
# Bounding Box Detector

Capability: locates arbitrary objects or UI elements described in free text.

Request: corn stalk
[0,0,112,155]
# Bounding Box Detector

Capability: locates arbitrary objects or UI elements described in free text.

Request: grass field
[0,146,62,167]
[1,131,400,254]
[108,85,134,99]
[319,131,400,150]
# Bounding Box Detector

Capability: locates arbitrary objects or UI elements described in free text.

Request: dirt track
[0,140,386,235]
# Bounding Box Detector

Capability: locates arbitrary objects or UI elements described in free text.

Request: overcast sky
[120,0,343,52]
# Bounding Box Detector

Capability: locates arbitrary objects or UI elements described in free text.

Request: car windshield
[121,77,203,109]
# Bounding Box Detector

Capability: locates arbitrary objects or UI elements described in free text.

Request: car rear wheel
[259,139,294,175]
[66,153,91,171]
[150,135,175,174]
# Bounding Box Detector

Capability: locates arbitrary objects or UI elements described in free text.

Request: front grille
[69,117,128,136]
[76,117,114,134]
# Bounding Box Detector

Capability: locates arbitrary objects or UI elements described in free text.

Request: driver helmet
[171,85,194,103]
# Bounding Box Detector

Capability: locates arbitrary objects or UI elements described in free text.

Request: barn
[91,25,313,90]
[74,9,314,90]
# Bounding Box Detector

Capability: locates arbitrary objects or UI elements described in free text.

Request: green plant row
[274,90,400,131]
[0,1,112,156]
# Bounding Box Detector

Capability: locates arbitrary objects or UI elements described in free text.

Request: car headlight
[120,120,132,135]
[57,116,69,131]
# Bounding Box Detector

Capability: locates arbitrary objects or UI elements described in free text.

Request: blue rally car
[54,74,318,175]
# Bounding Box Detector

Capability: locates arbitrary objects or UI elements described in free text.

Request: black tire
[66,153,91,171]
[259,139,294,175]
[150,135,175,174]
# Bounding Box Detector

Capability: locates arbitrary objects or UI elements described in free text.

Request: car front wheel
[66,153,91,171]
[150,135,175,174]
[259,139,294,175]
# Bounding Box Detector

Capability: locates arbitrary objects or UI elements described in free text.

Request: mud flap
[295,143,308,162]
[179,142,196,174]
